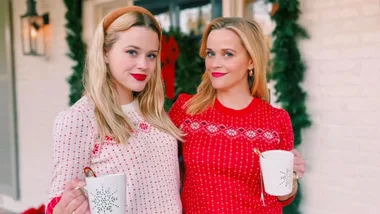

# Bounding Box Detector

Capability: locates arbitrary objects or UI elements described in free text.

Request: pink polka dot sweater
[46,96,181,213]
[168,94,295,214]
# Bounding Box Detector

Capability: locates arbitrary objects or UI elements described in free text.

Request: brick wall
[299,0,380,213]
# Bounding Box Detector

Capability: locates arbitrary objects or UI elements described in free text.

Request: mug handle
[74,185,88,196]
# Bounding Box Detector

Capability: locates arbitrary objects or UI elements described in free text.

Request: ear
[104,51,109,64]
[248,59,254,70]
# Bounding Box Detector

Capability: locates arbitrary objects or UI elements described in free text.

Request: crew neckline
[214,97,257,116]
[121,99,138,113]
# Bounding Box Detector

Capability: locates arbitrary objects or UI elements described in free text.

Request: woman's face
[205,28,253,92]
[105,26,159,96]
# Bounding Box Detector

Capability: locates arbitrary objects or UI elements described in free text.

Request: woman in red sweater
[169,17,306,213]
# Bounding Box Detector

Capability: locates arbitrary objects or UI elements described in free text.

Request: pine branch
[64,0,86,105]
[267,0,312,213]
[164,29,204,110]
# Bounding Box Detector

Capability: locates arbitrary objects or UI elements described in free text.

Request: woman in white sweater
[46,6,183,214]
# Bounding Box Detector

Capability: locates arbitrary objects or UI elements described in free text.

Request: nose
[137,56,148,70]
[211,55,222,69]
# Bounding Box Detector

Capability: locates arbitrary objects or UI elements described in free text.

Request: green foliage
[163,29,204,111]
[63,0,86,105]
[267,0,312,213]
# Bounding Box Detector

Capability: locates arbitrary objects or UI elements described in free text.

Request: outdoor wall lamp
[20,0,49,56]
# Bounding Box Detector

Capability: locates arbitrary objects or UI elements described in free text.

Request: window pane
[180,3,211,35]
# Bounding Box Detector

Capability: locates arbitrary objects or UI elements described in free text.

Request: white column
[222,0,245,17]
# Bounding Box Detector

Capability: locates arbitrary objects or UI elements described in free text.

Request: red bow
[161,35,180,99]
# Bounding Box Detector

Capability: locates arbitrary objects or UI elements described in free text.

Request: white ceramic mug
[84,173,126,214]
[260,150,294,196]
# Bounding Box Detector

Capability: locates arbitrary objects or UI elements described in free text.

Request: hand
[53,179,90,214]
[292,149,305,180]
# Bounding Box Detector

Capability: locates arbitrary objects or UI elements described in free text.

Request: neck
[115,83,134,105]
[216,85,253,110]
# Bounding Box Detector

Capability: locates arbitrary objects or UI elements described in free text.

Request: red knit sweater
[169,94,295,214]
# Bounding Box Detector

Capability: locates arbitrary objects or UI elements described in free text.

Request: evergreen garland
[163,30,204,110]
[267,0,312,213]
[63,0,86,105]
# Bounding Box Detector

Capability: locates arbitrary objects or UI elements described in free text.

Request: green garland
[63,0,86,105]
[163,29,204,110]
[267,0,312,213]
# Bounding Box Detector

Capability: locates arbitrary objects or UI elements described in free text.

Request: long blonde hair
[186,17,270,115]
[84,8,182,144]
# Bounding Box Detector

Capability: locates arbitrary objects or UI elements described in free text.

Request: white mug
[83,173,126,214]
[260,150,294,196]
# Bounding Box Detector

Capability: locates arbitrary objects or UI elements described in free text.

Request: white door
[0,0,19,200]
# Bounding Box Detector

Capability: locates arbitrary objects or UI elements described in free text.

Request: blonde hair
[186,17,270,115]
[84,9,182,144]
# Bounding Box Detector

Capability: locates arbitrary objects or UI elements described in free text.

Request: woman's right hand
[53,179,90,214]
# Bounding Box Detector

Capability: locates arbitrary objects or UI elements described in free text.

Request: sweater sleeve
[277,109,296,206]
[45,108,95,214]
[168,93,192,128]
[279,194,296,207]
[278,109,294,151]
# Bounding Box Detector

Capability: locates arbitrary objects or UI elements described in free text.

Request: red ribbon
[161,35,179,99]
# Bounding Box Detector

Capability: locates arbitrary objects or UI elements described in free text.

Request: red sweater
[169,94,295,214]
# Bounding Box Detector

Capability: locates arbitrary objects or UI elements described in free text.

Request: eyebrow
[125,45,140,50]
[125,45,158,53]
[206,48,236,53]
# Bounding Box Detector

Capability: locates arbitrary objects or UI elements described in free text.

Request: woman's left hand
[292,149,305,180]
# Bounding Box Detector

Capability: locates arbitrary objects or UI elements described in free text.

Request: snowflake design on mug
[279,168,292,188]
[90,184,119,213]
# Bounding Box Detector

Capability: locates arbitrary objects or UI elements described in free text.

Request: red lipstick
[131,74,147,81]
[211,72,227,78]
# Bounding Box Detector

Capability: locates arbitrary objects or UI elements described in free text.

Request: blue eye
[147,54,157,59]
[206,51,215,57]
[126,50,137,56]
[224,52,233,57]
